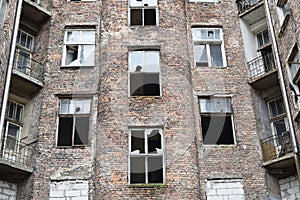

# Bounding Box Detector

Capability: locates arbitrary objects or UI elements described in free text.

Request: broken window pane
[74,117,89,145]
[67,31,80,42]
[210,44,223,67]
[148,130,161,154]
[148,156,163,183]
[57,117,73,146]
[131,130,145,153]
[130,73,160,96]
[144,9,156,25]
[201,115,234,145]
[80,45,95,66]
[130,157,145,183]
[131,9,142,25]
[194,44,208,67]
[66,45,79,66]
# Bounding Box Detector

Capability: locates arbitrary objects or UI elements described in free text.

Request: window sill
[129,95,162,99]
[60,66,94,69]
[128,183,167,188]
[55,145,89,149]
[202,144,237,148]
[195,66,228,69]
[189,0,218,2]
[278,13,290,38]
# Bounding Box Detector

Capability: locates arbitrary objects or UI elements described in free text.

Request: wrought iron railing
[247,52,275,79]
[13,51,44,82]
[0,137,35,169]
[236,0,261,14]
[260,131,293,162]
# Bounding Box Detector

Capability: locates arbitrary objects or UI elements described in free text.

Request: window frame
[56,99,91,147]
[15,30,34,73]
[199,96,236,145]
[128,0,158,26]
[0,0,8,27]
[192,28,227,68]
[128,50,161,97]
[62,29,95,67]
[128,127,165,184]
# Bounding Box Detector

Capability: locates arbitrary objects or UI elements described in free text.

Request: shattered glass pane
[148,130,161,154]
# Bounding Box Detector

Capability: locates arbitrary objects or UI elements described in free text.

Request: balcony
[260,132,296,178]
[0,137,35,181]
[247,52,278,90]
[21,0,51,33]
[236,0,265,25]
[10,52,44,99]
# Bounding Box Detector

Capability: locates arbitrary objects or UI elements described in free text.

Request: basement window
[129,50,160,96]
[62,29,95,67]
[129,0,158,26]
[57,99,91,147]
[129,128,164,184]
[199,97,235,145]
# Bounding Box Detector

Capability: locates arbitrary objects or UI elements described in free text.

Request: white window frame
[128,127,165,184]
[15,30,34,73]
[128,50,161,97]
[199,96,236,145]
[267,97,289,152]
[189,0,218,2]
[276,2,290,26]
[192,28,227,67]
[4,122,21,152]
[62,29,95,67]
[128,0,158,26]
[0,0,8,27]
[57,99,91,147]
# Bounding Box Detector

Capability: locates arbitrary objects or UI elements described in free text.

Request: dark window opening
[130,8,156,26]
[57,117,73,146]
[144,9,156,25]
[130,157,145,183]
[131,9,142,25]
[148,130,161,153]
[201,115,234,145]
[131,130,145,153]
[130,73,160,96]
[148,156,163,183]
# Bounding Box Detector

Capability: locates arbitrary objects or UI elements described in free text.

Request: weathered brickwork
[0,180,17,200]
[1,0,300,199]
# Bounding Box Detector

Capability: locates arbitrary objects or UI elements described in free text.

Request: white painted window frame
[128,127,165,184]
[128,0,159,26]
[128,50,161,97]
[62,29,95,67]
[192,28,227,68]
[199,96,236,146]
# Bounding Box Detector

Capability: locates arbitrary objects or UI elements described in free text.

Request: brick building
[0,0,300,199]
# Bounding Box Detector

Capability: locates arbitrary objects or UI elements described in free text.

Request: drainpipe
[0,0,23,144]
[264,0,298,153]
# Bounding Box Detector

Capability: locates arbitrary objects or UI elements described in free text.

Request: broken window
[14,30,34,73]
[62,29,95,67]
[129,128,164,184]
[129,50,160,96]
[199,97,235,145]
[57,99,91,147]
[268,97,288,146]
[4,100,24,151]
[192,28,226,67]
[129,0,157,26]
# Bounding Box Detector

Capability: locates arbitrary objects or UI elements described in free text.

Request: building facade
[0,0,299,199]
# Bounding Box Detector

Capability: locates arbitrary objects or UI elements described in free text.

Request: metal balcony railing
[247,52,275,79]
[13,51,44,82]
[236,0,261,14]
[0,137,35,169]
[260,131,293,162]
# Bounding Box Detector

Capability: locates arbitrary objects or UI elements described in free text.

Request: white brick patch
[50,180,89,200]
[206,179,245,200]
[0,180,17,200]
[280,175,300,200]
